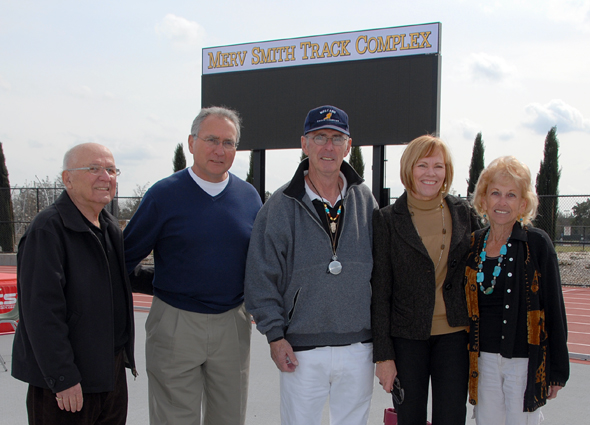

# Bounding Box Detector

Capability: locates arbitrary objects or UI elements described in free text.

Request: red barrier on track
[0,271,17,333]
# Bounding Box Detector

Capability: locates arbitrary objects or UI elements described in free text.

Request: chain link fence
[1,188,589,287]
[0,187,143,253]
[543,195,590,287]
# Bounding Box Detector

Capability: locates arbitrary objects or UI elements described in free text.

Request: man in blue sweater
[124,107,262,425]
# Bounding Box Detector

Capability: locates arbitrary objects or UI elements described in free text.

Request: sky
[1,0,590,201]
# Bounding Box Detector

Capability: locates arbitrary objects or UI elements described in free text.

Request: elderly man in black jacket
[12,143,137,425]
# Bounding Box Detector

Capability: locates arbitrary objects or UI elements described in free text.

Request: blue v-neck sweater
[124,169,262,314]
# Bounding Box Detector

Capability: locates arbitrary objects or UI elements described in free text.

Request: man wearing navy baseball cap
[245,105,378,425]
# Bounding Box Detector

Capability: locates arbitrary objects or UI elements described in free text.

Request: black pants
[393,331,469,425]
[26,350,128,425]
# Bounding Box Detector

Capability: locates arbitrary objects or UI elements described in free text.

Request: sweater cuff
[265,327,285,344]
[372,344,396,363]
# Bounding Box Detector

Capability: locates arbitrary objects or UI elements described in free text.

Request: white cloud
[459,52,517,85]
[147,114,161,124]
[524,99,590,134]
[69,85,93,98]
[449,118,480,140]
[155,14,205,50]
[498,130,515,141]
[0,75,11,91]
[27,140,43,149]
[473,0,590,31]
[546,0,590,32]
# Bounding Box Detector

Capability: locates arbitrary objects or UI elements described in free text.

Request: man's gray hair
[191,106,242,146]
[63,146,76,171]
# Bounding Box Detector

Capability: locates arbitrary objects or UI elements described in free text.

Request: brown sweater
[407,192,467,335]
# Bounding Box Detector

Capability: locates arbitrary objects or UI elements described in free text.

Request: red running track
[3,266,590,363]
[133,288,590,364]
[134,289,590,364]
[132,294,153,312]
[563,287,590,362]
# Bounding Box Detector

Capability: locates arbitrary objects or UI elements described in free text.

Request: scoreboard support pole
[253,149,266,203]
[372,145,389,208]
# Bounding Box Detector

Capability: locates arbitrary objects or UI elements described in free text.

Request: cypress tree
[0,142,15,252]
[534,126,560,240]
[246,151,254,184]
[466,132,485,198]
[349,145,365,179]
[173,143,186,172]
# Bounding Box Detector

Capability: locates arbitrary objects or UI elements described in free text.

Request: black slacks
[392,331,469,425]
[26,350,128,425]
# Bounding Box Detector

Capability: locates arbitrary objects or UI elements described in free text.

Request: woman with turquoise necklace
[465,156,569,425]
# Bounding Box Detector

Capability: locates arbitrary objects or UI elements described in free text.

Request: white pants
[475,352,544,425]
[280,342,374,425]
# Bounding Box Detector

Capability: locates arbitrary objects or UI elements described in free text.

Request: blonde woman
[466,156,569,424]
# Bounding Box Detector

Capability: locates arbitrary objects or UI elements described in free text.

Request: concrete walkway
[1,311,588,424]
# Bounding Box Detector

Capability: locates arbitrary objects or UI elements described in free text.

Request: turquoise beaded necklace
[477,228,511,295]
[308,176,343,234]
[324,203,342,233]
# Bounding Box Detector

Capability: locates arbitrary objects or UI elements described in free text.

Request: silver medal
[328,256,342,275]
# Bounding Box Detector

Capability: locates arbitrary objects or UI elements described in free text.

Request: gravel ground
[558,251,590,287]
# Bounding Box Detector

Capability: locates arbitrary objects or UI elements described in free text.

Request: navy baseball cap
[303,105,350,136]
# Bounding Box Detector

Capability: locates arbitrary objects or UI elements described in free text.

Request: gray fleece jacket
[244,159,378,347]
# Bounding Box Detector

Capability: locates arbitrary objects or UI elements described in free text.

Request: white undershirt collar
[188,167,229,197]
[303,170,348,207]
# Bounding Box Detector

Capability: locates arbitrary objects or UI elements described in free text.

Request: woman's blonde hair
[400,135,454,196]
[472,156,539,225]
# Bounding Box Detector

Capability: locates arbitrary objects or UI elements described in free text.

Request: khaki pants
[146,297,251,425]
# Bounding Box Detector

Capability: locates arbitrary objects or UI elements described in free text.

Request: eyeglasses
[195,135,238,150]
[66,166,121,176]
[391,377,405,405]
[307,134,349,146]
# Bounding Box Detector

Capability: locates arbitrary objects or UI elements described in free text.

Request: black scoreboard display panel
[202,52,440,150]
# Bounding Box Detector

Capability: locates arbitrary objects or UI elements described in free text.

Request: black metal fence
[1,188,589,287]
[0,187,143,253]
[546,195,590,287]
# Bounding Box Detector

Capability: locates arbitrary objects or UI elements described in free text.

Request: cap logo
[303,105,349,136]
[318,108,340,124]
